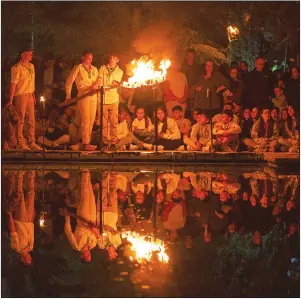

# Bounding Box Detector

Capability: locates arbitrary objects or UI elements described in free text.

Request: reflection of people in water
[4,171,36,266]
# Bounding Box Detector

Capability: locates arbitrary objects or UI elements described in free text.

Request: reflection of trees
[212,224,288,297]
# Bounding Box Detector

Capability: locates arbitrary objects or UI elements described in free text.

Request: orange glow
[122,56,171,88]
[227,26,240,42]
[122,231,169,263]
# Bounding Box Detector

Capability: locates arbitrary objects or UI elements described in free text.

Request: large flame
[122,231,169,263]
[227,26,240,42]
[122,56,171,88]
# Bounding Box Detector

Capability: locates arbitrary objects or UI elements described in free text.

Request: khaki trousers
[96,102,119,142]
[77,95,97,145]
[15,94,35,145]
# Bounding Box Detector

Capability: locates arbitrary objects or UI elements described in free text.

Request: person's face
[286,200,295,211]
[240,62,248,72]
[244,109,251,119]
[83,53,93,66]
[261,109,270,122]
[21,51,33,62]
[271,109,279,121]
[192,111,199,121]
[196,114,208,125]
[274,87,283,97]
[136,191,145,205]
[173,110,182,120]
[205,61,214,73]
[291,67,299,79]
[221,114,231,124]
[109,55,119,67]
[157,109,165,122]
[243,192,249,201]
[260,195,269,208]
[278,80,284,88]
[187,52,195,64]
[272,206,281,216]
[252,231,262,245]
[204,232,212,244]
[107,245,118,260]
[224,104,233,111]
[118,112,125,123]
[220,191,230,202]
[288,106,295,117]
[230,68,238,80]
[255,58,265,71]
[251,107,259,119]
[136,108,145,120]
[21,252,32,266]
[281,109,288,120]
[81,249,91,263]
[156,190,164,203]
[228,223,236,234]
[233,103,241,114]
[288,224,297,236]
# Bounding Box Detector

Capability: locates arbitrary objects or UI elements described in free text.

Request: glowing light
[227,26,240,42]
[39,214,45,228]
[122,231,169,263]
[40,96,45,109]
[122,56,171,88]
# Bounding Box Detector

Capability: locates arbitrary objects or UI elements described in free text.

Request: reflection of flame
[227,26,240,42]
[122,231,169,263]
[122,56,171,88]
[39,217,45,228]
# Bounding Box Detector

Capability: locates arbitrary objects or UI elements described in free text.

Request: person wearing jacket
[213,110,241,152]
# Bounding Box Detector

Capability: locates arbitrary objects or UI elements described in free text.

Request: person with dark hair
[213,109,241,152]
[172,105,191,148]
[184,111,212,151]
[212,102,240,125]
[65,51,99,151]
[181,48,201,89]
[245,108,279,152]
[285,67,300,111]
[272,86,288,112]
[95,53,123,146]
[147,106,181,151]
[132,107,154,142]
[4,170,36,266]
[191,108,202,125]
[7,46,42,150]
[239,61,249,83]
[189,59,229,116]
[224,67,244,105]
[271,107,280,123]
[244,57,274,109]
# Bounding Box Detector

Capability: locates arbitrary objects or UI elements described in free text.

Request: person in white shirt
[148,106,182,150]
[7,47,42,150]
[132,107,154,142]
[65,51,98,151]
[94,53,123,146]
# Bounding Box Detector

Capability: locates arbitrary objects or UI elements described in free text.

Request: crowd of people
[2,168,299,265]
[2,47,300,153]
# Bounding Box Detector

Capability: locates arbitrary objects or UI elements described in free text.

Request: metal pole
[99,86,104,150]
[99,171,103,235]
[152,88,158,154]
[207,88,214,151]
[42,105,45,157]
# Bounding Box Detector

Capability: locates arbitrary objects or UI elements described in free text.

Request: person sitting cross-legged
[184,110,213,152]
[244,108,279,152]
[212,110,241,152]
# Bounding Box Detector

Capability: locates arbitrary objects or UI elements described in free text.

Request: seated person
[213,110,241,152]
[233,101,243,123]
[184,111,212,151]
[212,102,240,125]
[113,110,153,151]
[244,108,279,152]
[190,108,202,125]
[132,107,154,142]
[272,86,288,113]
[271,107,280,124]
[172,105,191,149]
[37,106,74,149]
[241,108,256,150]
[278,105,299,152]
[147,106,182,151]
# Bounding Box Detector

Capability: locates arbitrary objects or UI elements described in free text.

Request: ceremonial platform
[2,149,299,169]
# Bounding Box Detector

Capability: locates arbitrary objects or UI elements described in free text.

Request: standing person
[189,59,229,116]
[225,67,244,105]
[244,57,274,109]
[239,61,249,84]
[65,51,98,151]
[162,60,188,118]
[285,67,300,111]
[6,47,41,150]
[95,53,123,146]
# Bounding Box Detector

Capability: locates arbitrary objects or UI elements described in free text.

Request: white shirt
[132,117,154,131]
[11,62,35,96]
[157,117,181,140]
